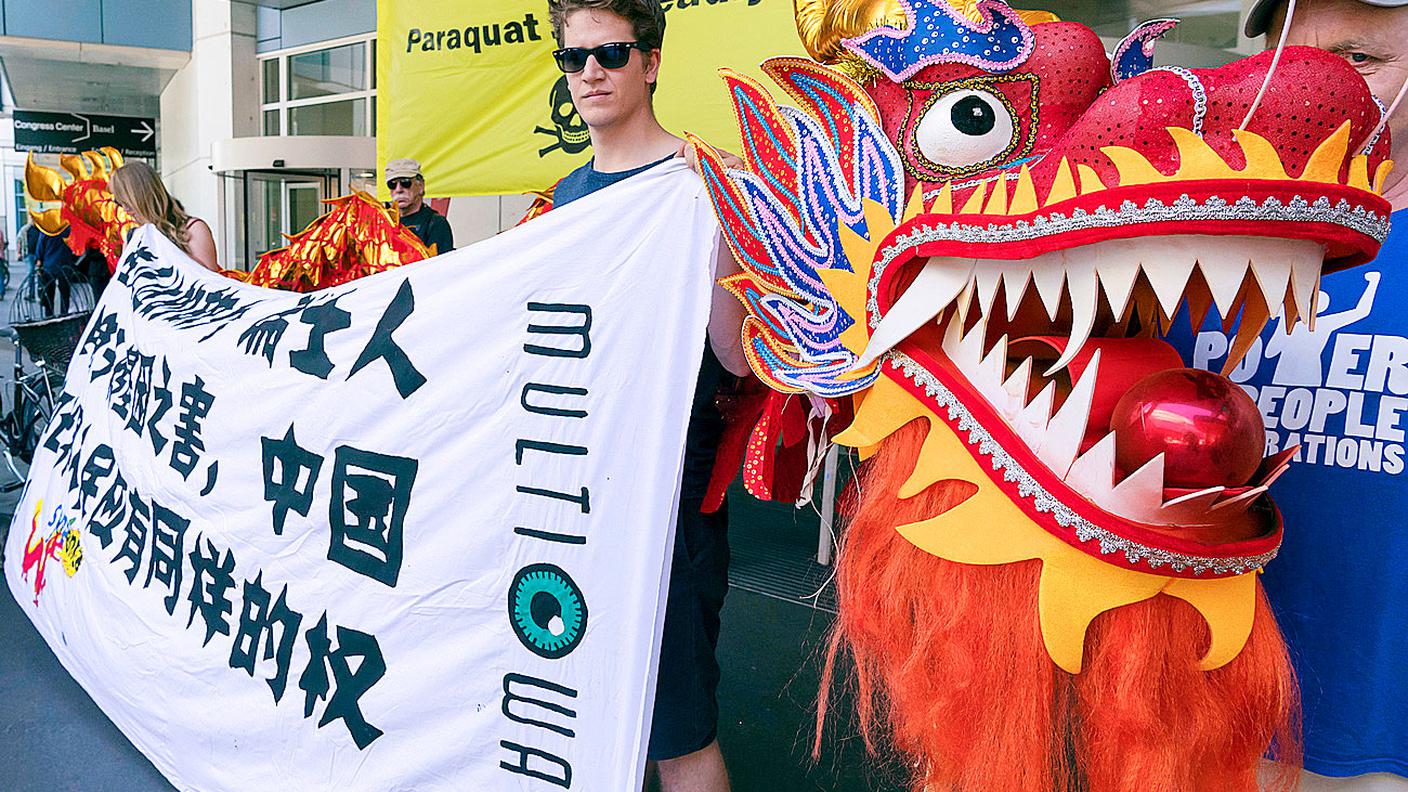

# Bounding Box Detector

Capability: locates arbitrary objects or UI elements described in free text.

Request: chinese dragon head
[25,148,137,269]
[695,1,1392,789]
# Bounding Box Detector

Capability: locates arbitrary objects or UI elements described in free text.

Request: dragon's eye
[915,89,1017,169]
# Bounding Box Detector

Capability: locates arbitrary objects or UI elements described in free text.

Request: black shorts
[647,498,730,761]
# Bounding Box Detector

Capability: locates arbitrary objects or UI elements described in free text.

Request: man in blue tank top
[544,1,747,789]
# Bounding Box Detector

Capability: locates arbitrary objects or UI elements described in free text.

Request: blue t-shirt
[554,155,726,502]
[1168,211,1408,777]
[34,227,78,277]
[553,155,675,206]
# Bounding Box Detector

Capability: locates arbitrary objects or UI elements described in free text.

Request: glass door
[286,182,323,237]
[244,172,332,263]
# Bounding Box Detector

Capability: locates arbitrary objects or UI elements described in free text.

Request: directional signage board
[14,110,157,159]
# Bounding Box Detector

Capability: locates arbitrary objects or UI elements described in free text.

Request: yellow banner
[376,0,806,197]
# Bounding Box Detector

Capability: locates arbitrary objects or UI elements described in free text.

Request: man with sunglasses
[385,158,454,255]
[546,2,745,790]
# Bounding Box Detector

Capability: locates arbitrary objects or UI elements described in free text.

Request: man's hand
[680,140,744,174]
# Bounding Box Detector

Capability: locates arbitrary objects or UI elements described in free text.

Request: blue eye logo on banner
[509,563,588,659]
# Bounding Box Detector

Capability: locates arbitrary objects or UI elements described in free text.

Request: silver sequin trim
[867,193,1391,324]
[1362,95,1388,156]
[888,351,1279,576]
[1150,66,1207,137]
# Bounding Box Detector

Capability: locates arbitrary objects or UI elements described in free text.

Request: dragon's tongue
[1012,336,1267,492]
[1009,337,1185,454]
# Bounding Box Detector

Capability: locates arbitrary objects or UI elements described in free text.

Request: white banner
[4,160,715,791]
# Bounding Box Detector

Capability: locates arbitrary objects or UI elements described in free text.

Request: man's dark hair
[547,0,667,50]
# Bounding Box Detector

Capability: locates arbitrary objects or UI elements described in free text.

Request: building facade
[0,0,1259,267]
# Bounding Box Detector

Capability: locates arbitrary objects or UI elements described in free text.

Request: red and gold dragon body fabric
[25,153,429,293]
[25,148,137,271]
[231,192,431,292]
[695,1,1393,789]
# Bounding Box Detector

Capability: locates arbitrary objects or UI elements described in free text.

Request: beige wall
[445,194,538,248]
[158,0,258,264]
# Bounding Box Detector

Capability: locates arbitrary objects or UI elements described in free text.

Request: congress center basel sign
[14,110,157,159]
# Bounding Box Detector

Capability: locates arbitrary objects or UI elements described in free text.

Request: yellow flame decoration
[920,121,1391,222]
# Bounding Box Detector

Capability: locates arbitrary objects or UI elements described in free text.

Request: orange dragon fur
[819,421,1300,792]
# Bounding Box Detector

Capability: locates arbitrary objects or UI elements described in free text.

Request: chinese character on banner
[327,446,418,587]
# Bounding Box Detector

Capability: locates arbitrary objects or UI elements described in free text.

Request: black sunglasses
[552,41,650,74]
[386,177,418,190]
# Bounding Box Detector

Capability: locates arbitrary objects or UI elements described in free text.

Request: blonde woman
[109,161,219,271]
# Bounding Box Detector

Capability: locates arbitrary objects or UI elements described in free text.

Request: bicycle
[0,326,57,490]
[0,267,95,490]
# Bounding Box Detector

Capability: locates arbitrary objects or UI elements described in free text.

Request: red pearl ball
[1109,368,1265,489]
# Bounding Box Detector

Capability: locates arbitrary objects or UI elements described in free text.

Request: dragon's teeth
[1095,242,1141,320]
[1196,244,1252,321]
[1212,484,1270,513]
[1046,255,1099,376]
[1141,237,1198,321]
[1108,452,1167,522]
[1223,303,1271,376]
[1261,461,1293,489]
[941,303,965,358]
[1184,273,1215,333]
[1003,260,1033,320]
[1065,431,1119,497]
[974,333,1008,399]
[1001,357,1033,421]
[1015,381,1056,449]
[1247,240,1294,320]
[1156,486,1228,523]
[954,278,976,327]
[1029,251,1066,321]
[1039,350,1101,478]
[975,266,1003,317]
[1163,486,1227,508]
[855,256,973,368]
[955,313,989,369]
[1288,247,1323,328]
[1252,446,1299,487]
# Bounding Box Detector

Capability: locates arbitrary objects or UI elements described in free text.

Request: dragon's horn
[793,0,907,64]
[100,146,126,170]
[82,150,109,179]
[60,153,92,181]
[793,0,1058,64]
[24,154,68,203]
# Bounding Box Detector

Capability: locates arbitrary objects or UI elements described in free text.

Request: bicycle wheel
[14,384,52,464]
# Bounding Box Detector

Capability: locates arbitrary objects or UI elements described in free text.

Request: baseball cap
[1245,0,1408,37]
[384,157,423,182]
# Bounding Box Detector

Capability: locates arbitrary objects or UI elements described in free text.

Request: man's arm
[708,238,750,377]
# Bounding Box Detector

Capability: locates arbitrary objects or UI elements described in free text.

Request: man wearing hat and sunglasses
[1177,2,1408,789]
[384,158,454,256]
